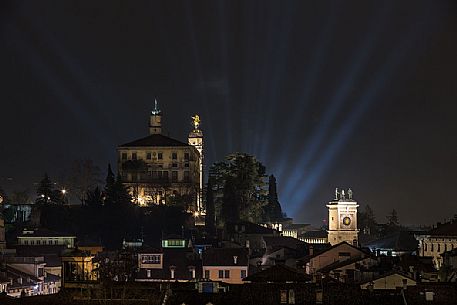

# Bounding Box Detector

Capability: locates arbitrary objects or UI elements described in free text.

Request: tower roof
[119,133,192,148]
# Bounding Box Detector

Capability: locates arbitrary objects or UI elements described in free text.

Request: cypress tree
[104,164,116,204]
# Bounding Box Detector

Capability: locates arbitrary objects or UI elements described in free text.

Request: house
[360,271,417,290]
[225,221,278,249]
[117,103,203,211]
[281,224,311,239]
[298,230,328,244]
[363,231,418,256]
[416,219,457,269]
[306,241,370,275]
[316,255,378,283]
[202,248,249,284]
[61,249,98,288]
[17,228,76,248]
[0,256,61,297]
[135,247,201,282]
[243,264,311,283]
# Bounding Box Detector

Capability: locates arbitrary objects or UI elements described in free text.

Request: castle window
[158,152,163,160]
[172,152,177,160]
[122,153,127,160]
[146,153,152,160]
[184,153,189,161]
[132,153,137,160]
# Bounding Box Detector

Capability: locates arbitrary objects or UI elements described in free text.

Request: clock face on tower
[342,216,351,226]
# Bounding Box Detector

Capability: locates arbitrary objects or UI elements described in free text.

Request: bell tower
[149,99,162,135]
[327,188,359,246]
[188,115,203,213]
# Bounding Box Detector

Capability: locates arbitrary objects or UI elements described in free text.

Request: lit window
[147,270,151,278]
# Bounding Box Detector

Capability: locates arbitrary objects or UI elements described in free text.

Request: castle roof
[119,133,191,148]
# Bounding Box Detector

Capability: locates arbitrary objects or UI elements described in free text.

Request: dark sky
[1,1,456,226]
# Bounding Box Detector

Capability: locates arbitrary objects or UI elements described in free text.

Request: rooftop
[203,248,249,266]
[119,133,191,148]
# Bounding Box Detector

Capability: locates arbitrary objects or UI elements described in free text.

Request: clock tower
[327,188,359,246]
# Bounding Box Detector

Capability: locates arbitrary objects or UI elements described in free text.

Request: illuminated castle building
[327,188,359,246]
[117,101,203,211]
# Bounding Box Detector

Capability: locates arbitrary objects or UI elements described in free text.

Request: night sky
[1,1,456,226]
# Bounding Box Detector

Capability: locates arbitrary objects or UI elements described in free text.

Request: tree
[384,209,401,235]
[0,186,9,205]
[209,153,269,224]
[65,159,101,205]
[104,164,116,204]
[205,180,216,236]
[358,204,377,235]
[104,165,132,205]
[386,209,399,227]
[221,177,240,224]
[86,186,103,206]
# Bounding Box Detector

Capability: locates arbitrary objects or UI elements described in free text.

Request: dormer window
[233,256,238,265]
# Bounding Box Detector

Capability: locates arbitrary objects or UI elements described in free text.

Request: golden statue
[192,114,201,130]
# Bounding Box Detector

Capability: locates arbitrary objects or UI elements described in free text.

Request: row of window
[425,243,455,253]
[21,239,61,245]
[202,269,247,279]
[141,255,161,264]
[122,152,190,161]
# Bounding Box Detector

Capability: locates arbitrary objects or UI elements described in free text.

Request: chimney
[169,266,176,279]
